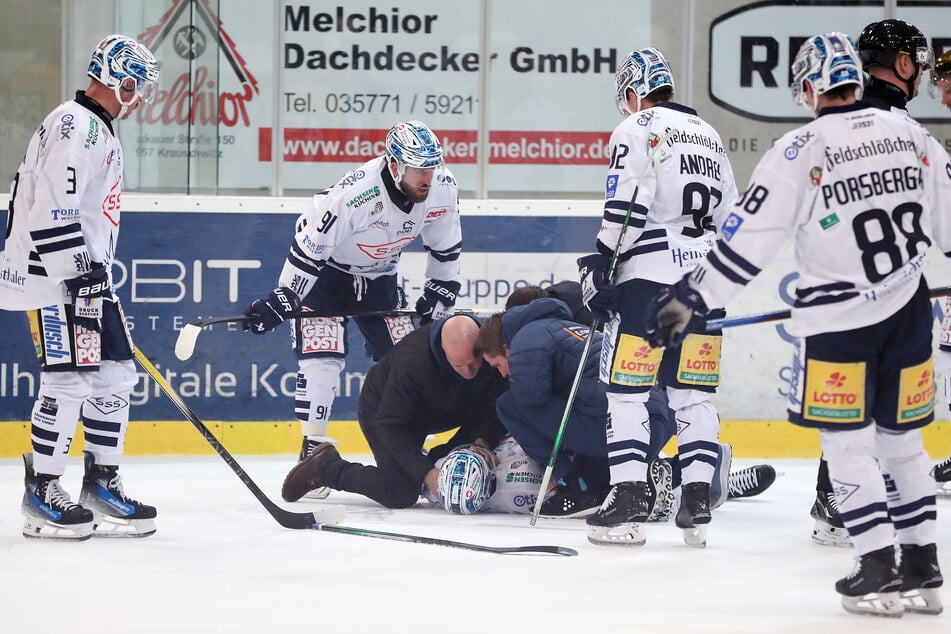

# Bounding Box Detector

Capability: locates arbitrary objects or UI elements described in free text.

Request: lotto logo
[918,370,931,388]
[825,372,846,388]
[698,343,712,357]
[300,318,343,354]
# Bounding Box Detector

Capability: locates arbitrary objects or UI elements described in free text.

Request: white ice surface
[0,456,947,633]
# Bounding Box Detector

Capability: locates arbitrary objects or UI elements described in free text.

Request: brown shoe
[281,443,341,502]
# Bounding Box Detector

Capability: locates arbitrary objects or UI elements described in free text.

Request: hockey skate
[21,453,94,541]
[282,442,341,502]
[710,443,732,510]
[79,451,157,538]
[898,543,944,615]
[676,481,711,548]
[646,458,675,522]
[728,464,777,499]
[295,437,333,500]
[810,491,851,547]
[585,481,650,546]
[836,546,903,617]
[539,475,606,518]
[932,455,951,498]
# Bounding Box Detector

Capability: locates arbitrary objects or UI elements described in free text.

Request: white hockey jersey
[279,156,462,298]
[0,93,123,310]
[690,103,951,336]
[483,436,544,514]
[597,102,738,285]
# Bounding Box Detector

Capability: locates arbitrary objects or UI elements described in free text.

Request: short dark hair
[505,285,550,310]
[474,313,506,358]
[645,86,673,103]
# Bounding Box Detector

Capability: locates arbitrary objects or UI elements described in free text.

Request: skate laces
[825,491,841,512]
[599,486,617,511]
[728,467,758,496]
[43,479,79,510]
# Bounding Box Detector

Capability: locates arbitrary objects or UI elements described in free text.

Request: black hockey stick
[133,345,346,530]
[315,525,577,556]
[529,128,677,526]
[704,285,951,331]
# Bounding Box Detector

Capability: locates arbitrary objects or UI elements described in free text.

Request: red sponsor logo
[300,318,343,354]
[619,359,657,373]
[385,316,414,344]
[425,208,448,219]
[356,236,415,260]
[74,328,101,366]
[102,177,121,226]
[811,392,857,404]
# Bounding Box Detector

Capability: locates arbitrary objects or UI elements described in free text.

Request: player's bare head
[385,120,443,203]
[858,19,932,98]
[615,48,674,116]
[792,33,863,115]
[505,285,550,310]
[930,50,951,110]
[441,315,482,379]
[87,34,159,119]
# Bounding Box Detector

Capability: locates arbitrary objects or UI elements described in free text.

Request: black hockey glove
[64,264,109,332]
[577,253,617,322]
[643,277,709,349]
[244,287,301,334]
[416,279,461,324]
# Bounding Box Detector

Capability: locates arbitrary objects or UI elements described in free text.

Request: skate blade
[901,588,944,615]
[22,515,93,541]
[682,525,706,548]
[91,513,157,538]
[811,521,851,548]
[587,523,646,546]
[841,591,904,617]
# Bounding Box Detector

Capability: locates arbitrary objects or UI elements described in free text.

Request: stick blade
[174,323,203,361]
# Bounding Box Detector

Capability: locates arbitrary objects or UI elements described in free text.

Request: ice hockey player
[810,18,938,548]
[242,121,463,498]
[931,49,951,111]
[0,35,160,540]
[644,32,945,617]
[576,47,738,548]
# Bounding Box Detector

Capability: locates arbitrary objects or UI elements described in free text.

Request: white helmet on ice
[385,120,443,187]
[615,47,675,116]
[791,32,863,115]
[437,448,495,515]
[88,34,160,116]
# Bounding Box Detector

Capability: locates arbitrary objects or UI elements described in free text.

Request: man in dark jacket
[282,314,508,508]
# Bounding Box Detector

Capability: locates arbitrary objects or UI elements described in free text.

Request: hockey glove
[643,277,709,349]
[244,287,302,334]
[416,279,461,324]
[64,264,109,332]
[578,253,617,322]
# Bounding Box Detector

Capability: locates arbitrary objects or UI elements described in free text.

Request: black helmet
[857,19,931,69]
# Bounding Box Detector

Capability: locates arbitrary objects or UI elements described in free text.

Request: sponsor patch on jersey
[299,317,344,355]
[897,360,934,423]
[74,325,101,367]
[819,213,840,231]
[424,207,448,220]
[610,334,661,387]
[59,114,75,140]
[804,360,865,423]
[721,213,744,241]
[605,174,619,199]
[676,335,721,386]
[39,305,72,367]
[808,166,822,189]
[345,186,381,208]
[357,236,415,260]
[384,315,415,344]
[783,131,814,160]
[86,395,129,416]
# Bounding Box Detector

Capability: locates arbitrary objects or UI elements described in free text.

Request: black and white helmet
[614,47,675,115]
[88,34,159,117]
[792,32,863,114]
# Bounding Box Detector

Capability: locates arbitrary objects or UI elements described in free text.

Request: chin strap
[113,85,139,119]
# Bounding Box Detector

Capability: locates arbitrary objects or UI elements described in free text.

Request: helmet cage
[792,33,863,114]
[614,47,674,115]
[437,448,495,515]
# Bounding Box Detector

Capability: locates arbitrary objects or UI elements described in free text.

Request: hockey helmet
[857,19,932,72]
[792,32,863,114]
[615,47,675,115]
[88,34,159,107]
[437,448,496,515]
[933,49,951,83]
[386,120,443,170]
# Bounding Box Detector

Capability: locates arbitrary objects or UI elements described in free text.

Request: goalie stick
[529,128,677,526]
[704,285,951,331]
[174,307,490,361]
[136,346,577,555]
[133,345,346,530]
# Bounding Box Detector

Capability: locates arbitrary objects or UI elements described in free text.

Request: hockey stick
[704,285,951,331]
[315,525,577,556]
[529,128,677,526]
[133,345,346,530]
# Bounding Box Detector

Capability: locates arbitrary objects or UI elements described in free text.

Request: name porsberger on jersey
[824,134,918,172]
[665,128,725,156]
[821,165,922,207]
